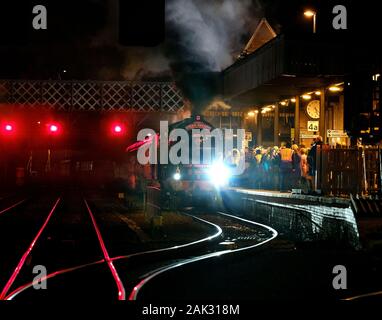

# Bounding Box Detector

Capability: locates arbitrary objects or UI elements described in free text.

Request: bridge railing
[0,80,184,112]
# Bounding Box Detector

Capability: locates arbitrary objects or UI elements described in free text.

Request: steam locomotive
[126,114,235,208]
[158,115,232,208]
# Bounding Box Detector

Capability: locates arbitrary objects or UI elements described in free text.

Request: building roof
[242,18,277,55]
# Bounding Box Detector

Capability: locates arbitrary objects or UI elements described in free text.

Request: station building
[204,18,381,148]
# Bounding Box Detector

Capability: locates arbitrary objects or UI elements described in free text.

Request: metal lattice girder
[42,81,71,110]
[161,83,184,112]
[132,83,161,111]
[11,81,42,108]
[0,80,185,112]
[0,81,10,103]
[102,82,130,111]
[72,82,101,111]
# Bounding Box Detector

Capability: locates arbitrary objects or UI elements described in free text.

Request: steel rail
[111,214,223,262]
[0,197,61,300]
[84,199,126,300]
[5,212,223,300]
[343,290,382,301]
[0,199,28,217]
[5,260,105,300]
[128,211,278,300]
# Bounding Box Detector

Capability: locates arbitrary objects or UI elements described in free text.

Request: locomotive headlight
[208,162,231,187]
[173,167,181,181]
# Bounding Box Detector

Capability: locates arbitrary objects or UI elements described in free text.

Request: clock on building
[306,100,320,119]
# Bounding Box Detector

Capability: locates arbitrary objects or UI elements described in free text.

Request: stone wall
[221,189,361,249]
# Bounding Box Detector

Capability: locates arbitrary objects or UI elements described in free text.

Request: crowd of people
[233,136,324,193]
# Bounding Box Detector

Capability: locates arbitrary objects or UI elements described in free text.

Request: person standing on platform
[278,142,294,192]
[253,148,263,189]
[271,146,280,190]
[261,148,272,189]
[308,136,323,191]
[292,144,301,189]
[300,148,310,192]
[242,147,252,188]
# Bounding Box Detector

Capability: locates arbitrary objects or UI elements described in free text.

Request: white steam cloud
[92,0,261,80]
[166,0,260,71]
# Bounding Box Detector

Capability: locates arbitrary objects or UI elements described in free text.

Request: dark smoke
[165,0,261,113]
[171,69,221,115]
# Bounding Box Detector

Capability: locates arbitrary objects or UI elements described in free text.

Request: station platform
[222,187,359,247]
[226,187,350,207]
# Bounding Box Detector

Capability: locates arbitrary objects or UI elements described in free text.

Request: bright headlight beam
[173,172,181,181]
[208,162,231,187]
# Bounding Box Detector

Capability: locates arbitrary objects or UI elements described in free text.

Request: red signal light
[114,125,122,133]
[1,122,15,135]
[111,123,125,136]
[47,123,61,135]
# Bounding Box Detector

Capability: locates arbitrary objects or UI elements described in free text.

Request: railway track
[2,201,277,301]
[0,196,61,299]
[84,200,126,300]
[128,210,278,300]
[0,197,28,217]
[0,195,120,301]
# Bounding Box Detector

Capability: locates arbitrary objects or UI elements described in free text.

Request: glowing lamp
[304,10,315,17]
[329,86,341,92]
[114,125,122,133]
[112,123,125,135]
[2,123,15,134]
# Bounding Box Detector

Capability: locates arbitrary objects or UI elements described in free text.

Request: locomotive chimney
[173,70,222,117]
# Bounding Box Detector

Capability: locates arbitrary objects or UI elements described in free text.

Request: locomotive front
[160,115,231,207]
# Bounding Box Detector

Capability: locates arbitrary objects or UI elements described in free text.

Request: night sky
[0,0,379,80]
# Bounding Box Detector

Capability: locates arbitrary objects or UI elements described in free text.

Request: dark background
[0,0,380,79]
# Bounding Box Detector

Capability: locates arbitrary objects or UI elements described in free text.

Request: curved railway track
[128,210,278,300]
[1,200,277,301]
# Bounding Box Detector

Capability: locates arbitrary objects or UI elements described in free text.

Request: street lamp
[304,10,317,34]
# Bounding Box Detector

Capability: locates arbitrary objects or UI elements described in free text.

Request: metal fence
[317,146,381,196]
[0,80,184,112]
[145,186,162,217]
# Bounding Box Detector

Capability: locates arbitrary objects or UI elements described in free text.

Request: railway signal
[50,125,58,133]
[1,122,16,136]
[113,125,122,133]
[111,123,125,136]
[47,123,61,135]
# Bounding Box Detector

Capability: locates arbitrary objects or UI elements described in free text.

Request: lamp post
[304,10,317,34]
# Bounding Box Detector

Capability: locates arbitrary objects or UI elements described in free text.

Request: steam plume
[165,0,261,113]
